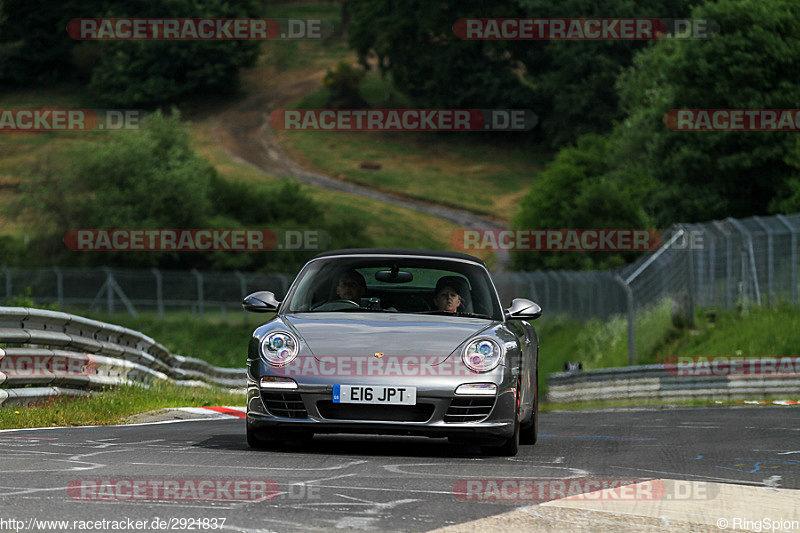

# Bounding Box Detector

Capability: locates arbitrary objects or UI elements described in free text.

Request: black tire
[482,377,521,456]
[482,417,519,456]
[247,422,313,449]
[246,421,272,449]
[520,368,538,445]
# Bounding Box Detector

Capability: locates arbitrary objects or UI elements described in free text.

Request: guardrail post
[191,269,204,319]
[52,267,63,309]
[151,268,164,320]
[776,214,798,304]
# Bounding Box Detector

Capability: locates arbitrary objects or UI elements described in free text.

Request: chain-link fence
[496,212,800,363]
[0,267,291,319]
[2,212,798,362]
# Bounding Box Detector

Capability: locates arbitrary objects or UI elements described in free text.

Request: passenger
[336,270,367,302]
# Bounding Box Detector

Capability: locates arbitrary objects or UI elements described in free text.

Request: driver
[434,277,464,312]
[336,270,367,302]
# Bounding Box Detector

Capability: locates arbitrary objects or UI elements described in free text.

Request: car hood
[284,312,496,363]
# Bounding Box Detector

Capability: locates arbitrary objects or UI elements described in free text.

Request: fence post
[52,267,63,309]
[191,269,204,319]
[524,272,537,302]
[678,225,696,328]
[713,221,733,308]
[549,271,562,314]
[776,214,798,304]
[616,275,636,365]
[2,267,11,301]
[728,217,761,305]
[101,267,114,315]
[752,217,773,305]
[235,271,247,322]
[151,268,164,320]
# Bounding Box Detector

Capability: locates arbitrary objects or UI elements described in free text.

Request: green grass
[281,70,548,219]
[534,302,800,399]
[0,382,244,430]
[654,303,800,358]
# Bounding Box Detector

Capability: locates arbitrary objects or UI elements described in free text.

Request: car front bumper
[246,359,518,442]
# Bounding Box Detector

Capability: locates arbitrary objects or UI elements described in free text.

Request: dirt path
[200,70,511,272]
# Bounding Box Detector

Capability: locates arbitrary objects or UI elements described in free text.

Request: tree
[88,0,262,105]
[347,0,697,147]
[512,134,655,270]
[348,0,531,110]
[614,0,800,222]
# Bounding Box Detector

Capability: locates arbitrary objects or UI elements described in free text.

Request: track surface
[1,407,798,532]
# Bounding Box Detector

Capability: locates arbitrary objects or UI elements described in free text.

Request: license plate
[333,385,416,405]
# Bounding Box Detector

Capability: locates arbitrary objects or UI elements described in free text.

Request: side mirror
[505,298,542,320]
[242,291,281,313]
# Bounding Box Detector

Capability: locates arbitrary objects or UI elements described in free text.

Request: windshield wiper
[413,310,493,319]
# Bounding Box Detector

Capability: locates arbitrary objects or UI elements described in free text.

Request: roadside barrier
[547,360,800,403]
[0,307,244,406]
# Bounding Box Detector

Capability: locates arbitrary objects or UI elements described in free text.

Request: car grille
[316,401,435,422]
[262,391,308,419]
[444,397,495,422]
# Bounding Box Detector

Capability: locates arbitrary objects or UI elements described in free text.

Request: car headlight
[462,337,504,373]
[260,331,299,366]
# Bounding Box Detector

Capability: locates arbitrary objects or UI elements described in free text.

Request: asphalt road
[0,407,798,532]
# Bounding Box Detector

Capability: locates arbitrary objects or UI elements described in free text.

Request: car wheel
[248,422,313,449]
[483,417,519,457]
[520,368,538,445]
[482,379,521,456]
[246,421,273,449]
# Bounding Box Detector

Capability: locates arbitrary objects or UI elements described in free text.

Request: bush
[322,61,367,108]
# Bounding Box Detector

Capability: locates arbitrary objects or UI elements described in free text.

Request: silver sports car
[243,249,541,456]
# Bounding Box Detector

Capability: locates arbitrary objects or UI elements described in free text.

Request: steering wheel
[310,299,360,311]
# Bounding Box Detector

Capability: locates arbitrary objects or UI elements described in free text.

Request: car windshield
[283,256,503,320]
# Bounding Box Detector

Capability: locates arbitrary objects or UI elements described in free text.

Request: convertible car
[243,249,541,455]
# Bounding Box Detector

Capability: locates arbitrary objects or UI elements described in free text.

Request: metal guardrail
[0,307,245,406]
[547,362,800,403]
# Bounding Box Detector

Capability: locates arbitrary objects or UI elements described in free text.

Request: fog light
[455,383,497,395]
[260,376,298,389]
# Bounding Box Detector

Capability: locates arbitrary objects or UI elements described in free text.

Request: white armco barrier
[0,307,245,406]
[547,359,800,404]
